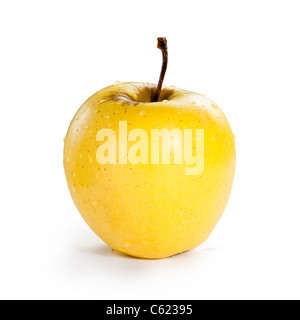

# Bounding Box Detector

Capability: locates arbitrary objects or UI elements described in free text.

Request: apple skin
[64,82,236,259]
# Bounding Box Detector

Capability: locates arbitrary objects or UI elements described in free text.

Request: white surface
[1,0,300,300]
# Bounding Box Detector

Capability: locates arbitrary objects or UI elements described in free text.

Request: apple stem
[153,37,168,102]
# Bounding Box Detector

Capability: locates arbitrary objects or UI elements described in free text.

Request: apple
[64,38,236,259]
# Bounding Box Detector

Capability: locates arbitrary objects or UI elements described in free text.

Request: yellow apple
[63,82,236,259]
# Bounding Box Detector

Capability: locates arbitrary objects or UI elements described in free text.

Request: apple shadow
[76,244,139,260]
[68,241,225,277]
[76,242,203,261]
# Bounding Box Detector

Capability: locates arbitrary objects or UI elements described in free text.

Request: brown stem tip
[153,37,168,102]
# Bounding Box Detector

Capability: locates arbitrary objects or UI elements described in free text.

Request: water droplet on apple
[124,241,132,248]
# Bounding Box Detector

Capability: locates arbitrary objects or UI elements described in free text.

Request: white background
[1,0,300,300]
